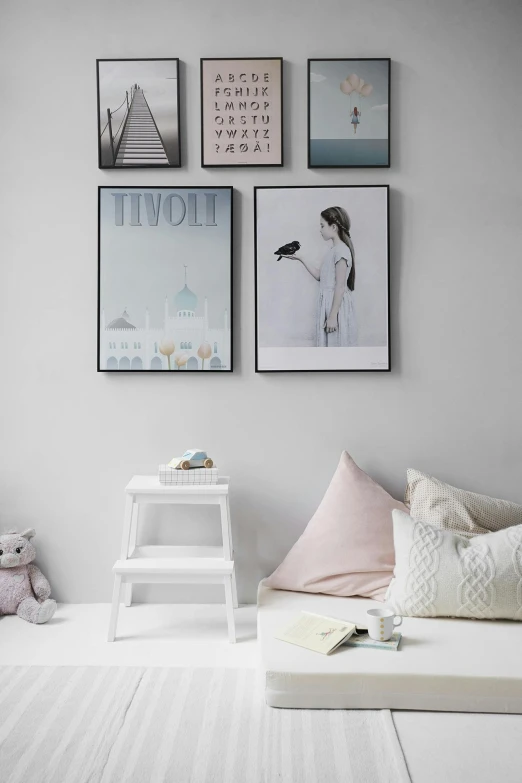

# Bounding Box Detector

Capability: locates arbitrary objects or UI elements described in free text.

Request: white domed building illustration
[100,269,230,371]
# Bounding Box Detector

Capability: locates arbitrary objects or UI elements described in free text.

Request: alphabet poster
[98,187,233,372]
[201,58,283,167]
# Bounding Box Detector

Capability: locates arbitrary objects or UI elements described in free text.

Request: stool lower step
[113,545,233,575]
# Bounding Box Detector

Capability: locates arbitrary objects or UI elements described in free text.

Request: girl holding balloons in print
[340,73,373,135]
[351,107,361,134]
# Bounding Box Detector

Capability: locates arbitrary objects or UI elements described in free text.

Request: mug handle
[393,616,403,627]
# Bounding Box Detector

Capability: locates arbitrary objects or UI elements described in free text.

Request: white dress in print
[316,241,358,347]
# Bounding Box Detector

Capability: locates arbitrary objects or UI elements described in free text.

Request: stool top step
[125,475,230,494]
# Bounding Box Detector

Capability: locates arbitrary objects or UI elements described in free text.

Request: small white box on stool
[158,465,219,485]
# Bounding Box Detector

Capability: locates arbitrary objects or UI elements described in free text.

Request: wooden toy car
[168,449,214,470]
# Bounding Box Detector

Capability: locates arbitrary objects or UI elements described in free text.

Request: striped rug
[0,667,410,783]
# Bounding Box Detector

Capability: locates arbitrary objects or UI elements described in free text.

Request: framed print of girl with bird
[254,185,390,372]
[307,58,390,168]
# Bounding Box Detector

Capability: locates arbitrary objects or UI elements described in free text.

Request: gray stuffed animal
[0,529,57,623]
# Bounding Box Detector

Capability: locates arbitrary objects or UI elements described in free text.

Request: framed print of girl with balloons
[307,59,390,168]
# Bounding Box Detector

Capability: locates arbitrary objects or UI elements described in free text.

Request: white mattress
[258,581,522,713]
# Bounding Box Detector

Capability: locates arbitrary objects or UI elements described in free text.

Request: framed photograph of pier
[98,187,233,372]
[254,185,390,372]
[308,58,390,168]
[96,58,181,168]
[200,57,283,167]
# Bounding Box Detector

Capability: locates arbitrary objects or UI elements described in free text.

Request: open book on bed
[275,611,402,654]
[275,611,357,655]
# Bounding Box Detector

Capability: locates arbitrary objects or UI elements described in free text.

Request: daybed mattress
[257,580,522,713]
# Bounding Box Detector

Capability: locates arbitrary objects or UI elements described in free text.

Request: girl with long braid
[281,206,358,347]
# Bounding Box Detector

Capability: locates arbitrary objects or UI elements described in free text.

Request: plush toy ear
[20,529,36,540]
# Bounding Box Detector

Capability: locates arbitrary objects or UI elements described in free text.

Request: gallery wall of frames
[96,57,391,374]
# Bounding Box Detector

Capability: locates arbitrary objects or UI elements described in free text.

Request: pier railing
[99,84,140,165]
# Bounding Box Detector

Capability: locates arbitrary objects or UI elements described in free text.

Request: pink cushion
[264,451,408,600]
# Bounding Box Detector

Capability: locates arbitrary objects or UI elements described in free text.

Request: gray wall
[1,0,521,604]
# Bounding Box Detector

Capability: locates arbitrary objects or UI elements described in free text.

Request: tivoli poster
[98,187,233,372]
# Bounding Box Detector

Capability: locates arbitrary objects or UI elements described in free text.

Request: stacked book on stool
[159,449,219,485]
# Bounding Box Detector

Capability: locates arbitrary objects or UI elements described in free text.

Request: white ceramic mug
[366,608,402,641]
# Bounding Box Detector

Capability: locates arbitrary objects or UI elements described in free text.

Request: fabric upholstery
[264,451,408,600]
[405,469,522,537]
[386,509,522,620]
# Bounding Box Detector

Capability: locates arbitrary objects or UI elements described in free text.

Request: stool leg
[120,495,134,560]
[219,497,232,560]
[124,504,139,607]
[224,575,236,644]
[225,496,238,608]
[108,575,122,642]
[231,568,239,609]
[127,502,139,556]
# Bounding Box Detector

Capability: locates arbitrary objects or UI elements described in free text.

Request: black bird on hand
[274,240,301,261]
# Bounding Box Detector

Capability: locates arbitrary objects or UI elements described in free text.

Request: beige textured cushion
[386,510,522,621]
[405,469,522,538]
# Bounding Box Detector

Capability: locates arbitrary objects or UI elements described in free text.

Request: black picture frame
[307,58,391,169]
[96,58,182,169]
[200,57,284,168]
[97,186,234,373]
[254,185,391,373]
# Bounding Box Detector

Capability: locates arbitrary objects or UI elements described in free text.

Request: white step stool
[108,476,237,642]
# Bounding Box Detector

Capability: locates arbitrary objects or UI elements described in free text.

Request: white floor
[0,603,259,668]
[3,603,522,783]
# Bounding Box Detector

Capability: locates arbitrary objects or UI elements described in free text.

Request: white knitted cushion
[405,469,522,538]
[385,510,522,620]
